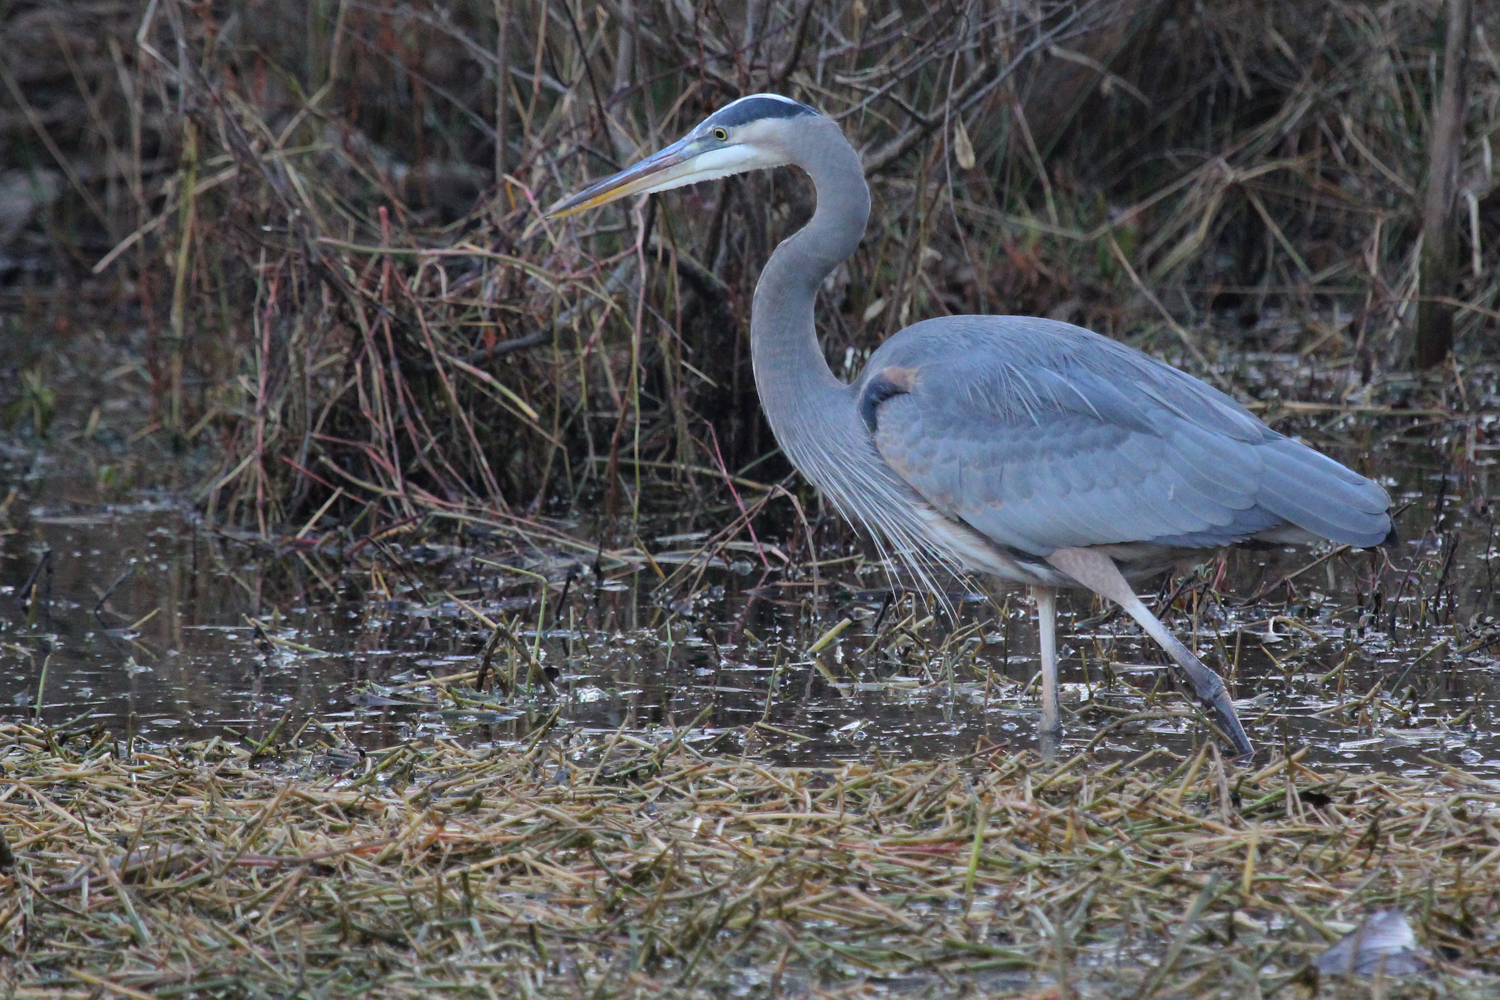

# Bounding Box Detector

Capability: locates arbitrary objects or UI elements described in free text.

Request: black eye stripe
[707,97,817,130]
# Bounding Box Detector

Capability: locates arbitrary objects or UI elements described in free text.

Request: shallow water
[2,411,1497,777]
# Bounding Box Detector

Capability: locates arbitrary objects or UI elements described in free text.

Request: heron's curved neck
[750,117,870,452]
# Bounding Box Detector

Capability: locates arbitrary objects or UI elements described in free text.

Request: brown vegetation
[2,720,1497,997]
[0,0,1497,534]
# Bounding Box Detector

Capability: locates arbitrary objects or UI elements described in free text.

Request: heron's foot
[1153,634,1254,757]
[1171,653,1254,757]
[1205,697,1255,759]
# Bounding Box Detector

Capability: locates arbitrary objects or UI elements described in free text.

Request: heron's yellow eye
[712,127,729,141]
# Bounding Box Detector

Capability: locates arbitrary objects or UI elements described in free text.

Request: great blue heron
[551,94,1394,757]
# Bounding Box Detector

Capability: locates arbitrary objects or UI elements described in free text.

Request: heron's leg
[1044,547,1254,757]
[1031,585,1061,735]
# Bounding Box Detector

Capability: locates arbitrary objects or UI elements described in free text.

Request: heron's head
[548,94,821,218]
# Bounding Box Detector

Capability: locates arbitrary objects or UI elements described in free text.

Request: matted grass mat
[1,722,1496,998]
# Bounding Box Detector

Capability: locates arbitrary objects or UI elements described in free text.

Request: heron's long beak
[547,135,704,219]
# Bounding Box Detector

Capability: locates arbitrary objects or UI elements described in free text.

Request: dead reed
[0,720,1496,998]
[1,0,1495,540]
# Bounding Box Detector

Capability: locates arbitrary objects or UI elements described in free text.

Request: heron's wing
[859,318,1390,555]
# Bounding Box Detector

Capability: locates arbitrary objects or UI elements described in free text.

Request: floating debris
[1315,910,1430,978]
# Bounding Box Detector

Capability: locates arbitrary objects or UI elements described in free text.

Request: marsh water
[2,367,1498,777]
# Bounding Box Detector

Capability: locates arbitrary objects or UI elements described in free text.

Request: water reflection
[0,432,1496,778]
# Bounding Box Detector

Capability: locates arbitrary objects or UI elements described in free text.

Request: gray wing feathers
[862,316,1391,555]
[1256,438,1391,546]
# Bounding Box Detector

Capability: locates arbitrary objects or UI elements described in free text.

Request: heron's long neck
[750,120,870,469]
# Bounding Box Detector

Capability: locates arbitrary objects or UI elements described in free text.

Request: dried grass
[1,721,1497,997]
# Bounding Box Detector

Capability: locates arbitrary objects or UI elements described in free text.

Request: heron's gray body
[847,317,1390,577]
[552,93,1395,757]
